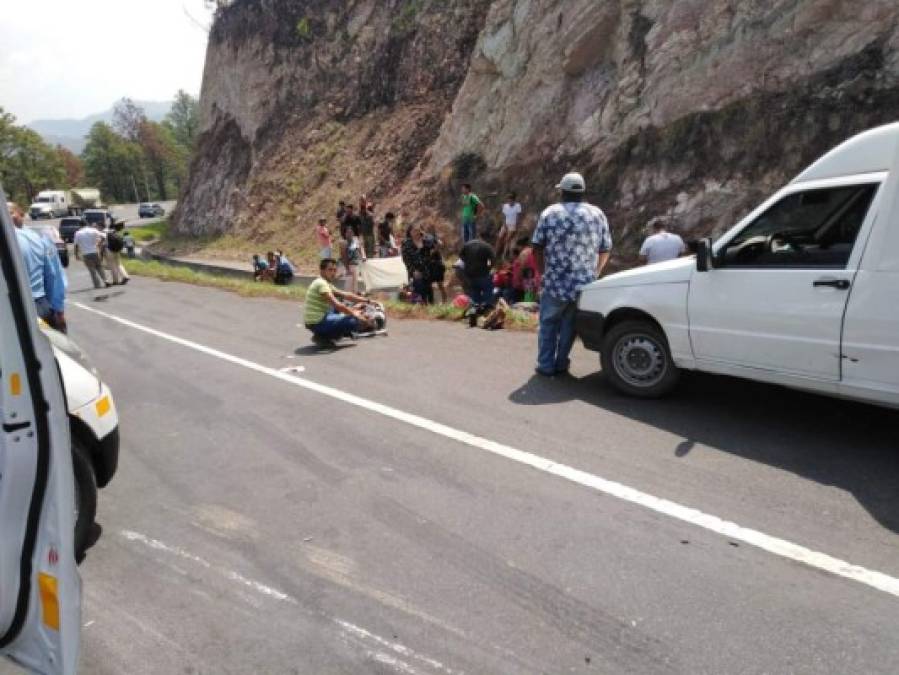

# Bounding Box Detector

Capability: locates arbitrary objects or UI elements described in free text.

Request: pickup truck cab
[28,191,68,220]
[576,122,899,409]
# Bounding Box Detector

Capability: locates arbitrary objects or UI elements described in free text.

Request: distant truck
[68,188,103,215]
[28,190,69,219]
[28,188,103,219]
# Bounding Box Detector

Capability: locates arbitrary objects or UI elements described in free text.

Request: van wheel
[601,320,680,398]
[72,440,98,564]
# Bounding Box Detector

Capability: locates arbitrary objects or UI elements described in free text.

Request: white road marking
[120,529,451,674]
[77,302,899,599]
[336,619,454,673]
[121,530,296,604]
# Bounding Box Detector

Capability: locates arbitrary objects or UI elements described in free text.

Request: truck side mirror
[696,237,714,272]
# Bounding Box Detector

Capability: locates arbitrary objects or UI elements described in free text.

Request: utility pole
[131,175,140,204]
[143,171,152,202]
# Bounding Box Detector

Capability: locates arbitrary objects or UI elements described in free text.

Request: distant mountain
[28,100,173,154]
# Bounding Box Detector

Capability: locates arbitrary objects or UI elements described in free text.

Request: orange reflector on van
[10,373,21,396]
[38,573,60,631]
[95,396,111,417]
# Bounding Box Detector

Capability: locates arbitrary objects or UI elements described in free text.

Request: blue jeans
[468,275,494,307]
[309,308,360,340]
[462,219,476,243]
[537,294,577,373]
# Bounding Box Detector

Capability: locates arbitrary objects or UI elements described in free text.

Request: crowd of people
[303,172,689,374]
[9,167,688,379]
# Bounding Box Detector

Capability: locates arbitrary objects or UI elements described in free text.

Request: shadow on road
[509,370,899,534]
[293,344,356,356]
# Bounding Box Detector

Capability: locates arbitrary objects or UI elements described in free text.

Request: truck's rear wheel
[601,319,680,398]
[72,440,98,564]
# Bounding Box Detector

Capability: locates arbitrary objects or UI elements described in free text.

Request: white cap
[556,172,586,192]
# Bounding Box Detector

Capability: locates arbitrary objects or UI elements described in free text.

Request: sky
[0,0,212,124]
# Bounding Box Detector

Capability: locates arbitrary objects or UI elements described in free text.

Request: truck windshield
[35,197,50,203]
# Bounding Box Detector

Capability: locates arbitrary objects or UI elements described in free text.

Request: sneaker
[534,368,556,377]
[312,335,336,348]
[121,277,130,285]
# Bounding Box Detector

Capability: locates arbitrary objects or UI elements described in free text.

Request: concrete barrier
[141,249,318,286]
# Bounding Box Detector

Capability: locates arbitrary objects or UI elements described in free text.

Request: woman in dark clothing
[401,225,434,304]
[423,231,447,303]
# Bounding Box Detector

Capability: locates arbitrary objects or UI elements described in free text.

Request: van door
[0,195,81,674]
[688,181,880,379]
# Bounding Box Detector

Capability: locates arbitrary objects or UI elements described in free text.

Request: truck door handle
[813,278,850,290]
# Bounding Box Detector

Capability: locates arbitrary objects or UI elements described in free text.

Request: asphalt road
[25,201,177,229]
[6,264,899,674]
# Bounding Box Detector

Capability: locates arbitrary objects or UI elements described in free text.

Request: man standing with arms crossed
[531,172,612,376]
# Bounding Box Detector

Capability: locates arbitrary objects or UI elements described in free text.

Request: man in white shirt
[74,224,110,288]
[497,192,522,260]
[639,221,686,265]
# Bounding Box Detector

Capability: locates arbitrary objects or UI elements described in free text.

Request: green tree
[112,97,147,142]
[56,146,84,187]
[82,122,144,203]
[0,107,65,205]
[165,90,200,150]
[137,120,182,200]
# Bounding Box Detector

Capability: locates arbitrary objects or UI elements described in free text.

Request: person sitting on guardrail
[274,251,294,286]
[304,258,374,346]
[252,254,268,281]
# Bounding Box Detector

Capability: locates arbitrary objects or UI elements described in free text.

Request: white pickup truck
[576,122,899,409]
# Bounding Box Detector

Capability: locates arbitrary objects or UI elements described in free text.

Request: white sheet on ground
[360,257,407,291]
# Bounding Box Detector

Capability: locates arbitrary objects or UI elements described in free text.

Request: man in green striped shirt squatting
[304,258,374,346]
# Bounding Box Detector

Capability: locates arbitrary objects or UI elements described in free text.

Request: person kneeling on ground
[304,258,374,345]
[252,254,268,281]
[274,251,294,285]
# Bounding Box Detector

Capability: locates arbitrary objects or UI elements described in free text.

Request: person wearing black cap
[105,221,130,285]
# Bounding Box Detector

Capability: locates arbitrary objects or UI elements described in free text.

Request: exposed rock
[175,0,899,261]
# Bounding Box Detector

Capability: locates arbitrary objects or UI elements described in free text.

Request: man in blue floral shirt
[531,172,612,376]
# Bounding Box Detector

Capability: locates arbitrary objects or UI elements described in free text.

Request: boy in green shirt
[460,182,482,243]
[304,258,374,346]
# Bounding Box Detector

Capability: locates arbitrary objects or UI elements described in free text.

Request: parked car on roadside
[576,122,899,410]
[40,323,120,562]
[26,223,69,267]
[59,216,86,243]
[83,208,114,229]
[138,202,165,218]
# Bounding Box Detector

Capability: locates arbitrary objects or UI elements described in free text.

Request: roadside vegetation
[123,259,538,330]
[0,92,198,209]
[123,259,308,301]
[129,219,169,243]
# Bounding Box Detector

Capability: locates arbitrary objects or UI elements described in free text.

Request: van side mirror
[696,237,714,272]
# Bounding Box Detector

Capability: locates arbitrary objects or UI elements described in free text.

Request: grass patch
[127,220,169,243]
[383,300,537,331]
[123,259,307,301]
[124,259,538,331]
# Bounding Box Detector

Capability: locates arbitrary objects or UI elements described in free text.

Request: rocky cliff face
[175,0,899,260]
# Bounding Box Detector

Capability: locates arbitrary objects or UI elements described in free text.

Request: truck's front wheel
[601,319,680,398]
[72,440,98,564]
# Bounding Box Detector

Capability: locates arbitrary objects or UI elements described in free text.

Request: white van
[576,122,899,409]
[28,190,68,220]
